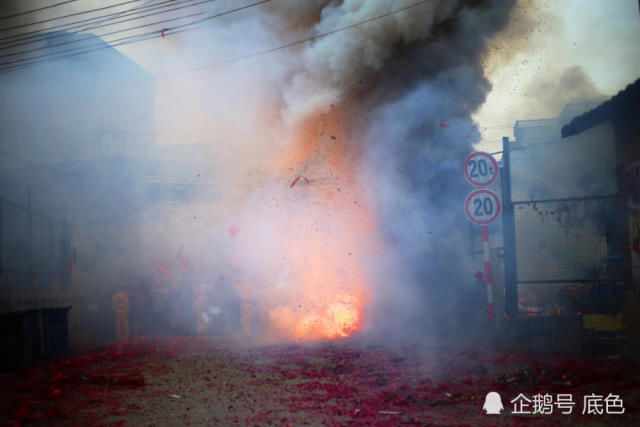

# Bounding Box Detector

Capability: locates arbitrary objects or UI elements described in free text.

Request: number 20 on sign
[463,151,500,323]
[463,151,501,225]
[465,189,501,225]
[465,151,498,187]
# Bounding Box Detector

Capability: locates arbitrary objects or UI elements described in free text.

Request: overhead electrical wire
[0,0,433,77]
[0,0,144,33]
[0,0,271,72]
[159,0,435,77]
[0,0,81,21]
[0,0,207,47]
[0,0,225,59]
[0,7,209,60]
[0,0,172,46]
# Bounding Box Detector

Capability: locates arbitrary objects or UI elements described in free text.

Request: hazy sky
[1,0,639,150]
[474,0,640,152]
[118,0,640,150]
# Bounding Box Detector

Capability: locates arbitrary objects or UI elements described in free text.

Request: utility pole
[0,198,3,275]
[501,137,518,317]
[27,188,33,280]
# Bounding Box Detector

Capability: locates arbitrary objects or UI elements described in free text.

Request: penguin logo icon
[483,391,504,414]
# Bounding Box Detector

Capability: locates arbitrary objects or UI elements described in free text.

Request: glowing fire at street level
[251,112,376,341]
[264,221,369,341]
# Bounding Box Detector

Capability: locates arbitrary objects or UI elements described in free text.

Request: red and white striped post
[464,152,500,324]
[482,225,494,322]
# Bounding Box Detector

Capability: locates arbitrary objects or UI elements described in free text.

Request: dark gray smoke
[261,0,518,343]
[0,0,520,346]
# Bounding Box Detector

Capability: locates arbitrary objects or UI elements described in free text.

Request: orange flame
[252,110,377,341]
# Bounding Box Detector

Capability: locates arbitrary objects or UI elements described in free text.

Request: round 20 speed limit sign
[464,189,501,225]
[464,152,498,187]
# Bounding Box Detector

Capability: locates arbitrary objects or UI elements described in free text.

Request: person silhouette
[483,391,504,414]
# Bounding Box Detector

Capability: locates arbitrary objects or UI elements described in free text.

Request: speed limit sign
[464,152,498,187]
[464,189,501,225]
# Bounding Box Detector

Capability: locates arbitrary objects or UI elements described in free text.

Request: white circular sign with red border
[464,152,498,187]
[464,189,501,225]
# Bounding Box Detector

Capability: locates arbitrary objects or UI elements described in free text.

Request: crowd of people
[109,273,259,342]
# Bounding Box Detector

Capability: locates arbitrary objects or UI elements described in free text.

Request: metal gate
[501,135,622,317]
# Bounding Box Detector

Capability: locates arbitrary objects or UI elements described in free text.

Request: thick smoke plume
[0,0,519,345]
[229,0,519,343]
[521,65,606,118]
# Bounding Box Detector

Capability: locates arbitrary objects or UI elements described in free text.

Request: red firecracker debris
[229,225,240,237]
[291,176,311,187]
[161,28,168,38]
[473,271,483,283]
[439,122,449,128]
[2,337,638,426]
[290,176,301,188]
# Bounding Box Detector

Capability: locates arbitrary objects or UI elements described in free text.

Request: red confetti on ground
[229,225,240,237]
[439,122,449,128]
[1,337,639,425]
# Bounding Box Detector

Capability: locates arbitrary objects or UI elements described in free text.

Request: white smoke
[0,0,519,344]
[279,0,463,124]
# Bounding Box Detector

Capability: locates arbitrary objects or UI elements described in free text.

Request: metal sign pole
[482,225,494,322]
[464,151,500,324]
[501,137,518,317]
[0,199,3,275]
[27,188,33,281]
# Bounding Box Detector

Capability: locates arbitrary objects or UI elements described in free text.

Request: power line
[0,0,271,72]
[0,30,157,71]
[0,7,208,61]
[160,0,435,77]
[0,0,432,77]
[0,0,202,46]
[0,0,223,61]
[0,0,162,45]
[0,0,80,21]
[0,0,144,33]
